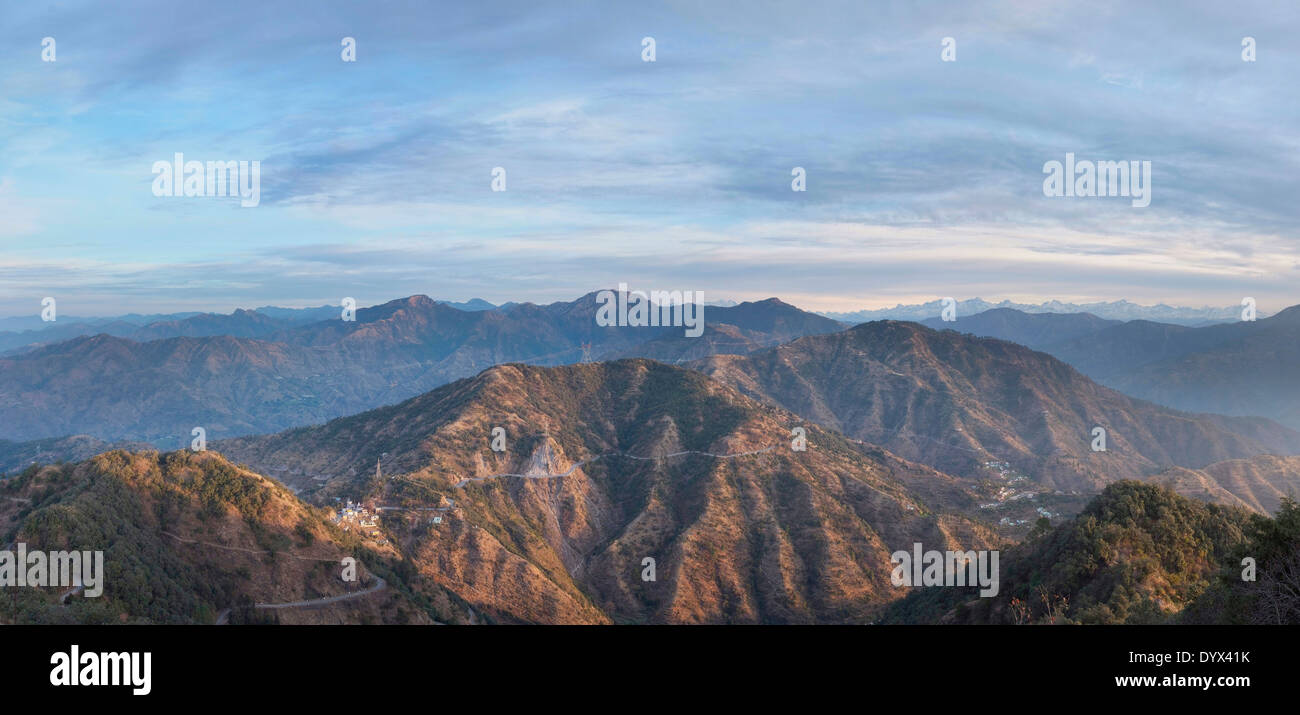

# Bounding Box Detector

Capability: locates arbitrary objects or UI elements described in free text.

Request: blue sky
[1,0,1298,316]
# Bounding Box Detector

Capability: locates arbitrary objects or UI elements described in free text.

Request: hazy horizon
[0,291,1280,321]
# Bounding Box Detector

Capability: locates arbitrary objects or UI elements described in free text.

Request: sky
[1,0,1298,316]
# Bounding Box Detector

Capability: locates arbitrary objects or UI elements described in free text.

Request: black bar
[0,625,1285,704]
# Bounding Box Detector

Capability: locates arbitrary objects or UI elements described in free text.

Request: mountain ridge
[217,358,1002,623]
[0,292,842,444]
[696,319,1300,497]
[823,298,1259,325]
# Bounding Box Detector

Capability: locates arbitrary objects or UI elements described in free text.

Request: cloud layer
[1,0,1297,315]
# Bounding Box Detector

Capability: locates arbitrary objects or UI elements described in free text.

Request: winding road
[213,574,387,625]
[159,531,388,623]
[253,575,386,610]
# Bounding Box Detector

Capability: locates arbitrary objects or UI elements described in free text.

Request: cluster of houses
[972,461,1064,529]
[978,460,1037,509]
[331,499,384,540]
[998,506,1057,527]
[323,460,456,544]
[982,460,1029,484]
[979,488,1036,510]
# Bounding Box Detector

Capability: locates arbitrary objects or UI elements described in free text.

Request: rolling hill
[0,450,440,624]
[1146,455,1300,515]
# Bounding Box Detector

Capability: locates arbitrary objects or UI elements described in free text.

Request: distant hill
[436,298,498,311]
[250,304,340,323]
[823,298,1253,325]
[0,435,153,475]
[601,298,844,363]
[602,324,764,363]
[0,319,144,354]
[696,320,1300,495]
[1147,455,1300,515]
[128,308,289,341]
[0,306,327,354]
[0,311,201,334]
[1083,308,1300,429]
[1036,306,1300,429]
[911,305,1300,430]
[920,308,1120,350]
[0,293,841,444]
[1044,318,1251,380]
[0,300,488,354]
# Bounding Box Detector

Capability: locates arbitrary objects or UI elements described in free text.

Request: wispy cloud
[1,0,1297,315]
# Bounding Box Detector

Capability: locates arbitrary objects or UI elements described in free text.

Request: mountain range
[5,292,1299,518]
[697,320,1299,493]
[0,293,843,444]
[8,358,1296,624]
[925,305,1300,430]
[0,305,336,354]
[826,298,1253,326]
[4,286,1299,624]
